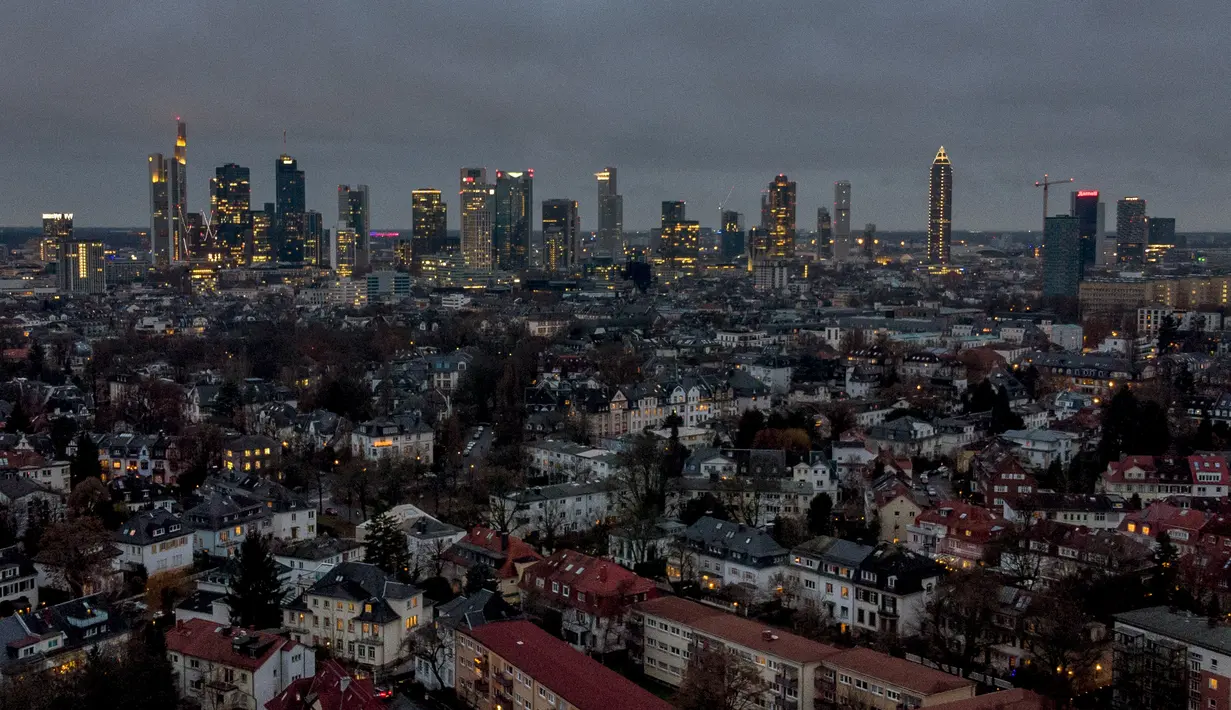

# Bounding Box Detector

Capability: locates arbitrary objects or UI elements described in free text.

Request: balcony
[775,673,799,693]
[773,699,799,710]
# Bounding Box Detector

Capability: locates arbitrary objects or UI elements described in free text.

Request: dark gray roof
[115,508,187,546]
[792,536,873,568]
[435,589,520,631]
[306,562,419,603]
[272,536,364,561]
[1115,606,1231,656]
[683,516,787,563]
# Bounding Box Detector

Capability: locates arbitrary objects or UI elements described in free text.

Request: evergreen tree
[807,492,834,536]
[966,379,996,413]
[6,399,30,435]
[1157,315,1180,355]
[465,562,495,594]
[69,433,100,487]
[990,387,1024,434]
[124,623,178,710]
[363,511,410,579]
[229,534,283,629]
[1152,530,1179,605]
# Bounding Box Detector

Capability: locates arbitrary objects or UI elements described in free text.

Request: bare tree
[675,643,773,710]
[404,623,452,690]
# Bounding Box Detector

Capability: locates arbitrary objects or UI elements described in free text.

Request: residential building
[455,619,673,710]
[413,589,521,691]
[184,490,272,557]
[266,659,385,710]
[520,549,657,653]
[283,562,426,669]
[272,537,366,593]
[820,647,975,708]
[1112,606,1226,710]
[680,516,788,598]
[0,546,37,614]
[1003,493,1129,530]
[114,508,194,574]
[0,476,63,539]
[441,527,543,603]
[0,595,128,678]
[166,619,314,710]
[224,434,280,474]
[491,480,617,540]
[0,450,70,492]
[907,501,1006,569]
[349,417,434,464]
[58,239,106,294]
[999,429,1079,471]
[632,596,837,710]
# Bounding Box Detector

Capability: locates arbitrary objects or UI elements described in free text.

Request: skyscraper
[494,170,533,270]
[40,213,73,263]
[659,219,700,271]
[1116,197,1147,264]
[275,154,306,262]
[304,210,325,267]
[1147,216,1177,264]
[720,210,745,261]
[1070,190,1100,272]
[211,164,251,263]
[661,201,687,225]
[412,189,448,261]
[862,223,877,258]
[542,199,580,273]
[1042,215,1081,298]
[595,167,623,259]
[338,185,371,270]
[250,204,275,264]
[148,153,170,265]
[927,147,953,264]
[767,174,796,259]
[168,120,188,263]
[332,223,357,277]
[460,168,495,271]
[816,207,832,259]
[58,239,105,294]
[833,181,852,260]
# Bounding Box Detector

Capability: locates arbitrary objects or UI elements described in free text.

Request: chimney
[340,677,350,693]
[598,565,608,582]
[501,532,509,551]
[762,629,773,641]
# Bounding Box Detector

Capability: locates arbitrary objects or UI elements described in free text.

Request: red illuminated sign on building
[1076,190,1099,198]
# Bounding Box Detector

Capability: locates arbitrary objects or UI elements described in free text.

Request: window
[838,674,852,685]
[1211,678,1219,690]
[562,585,570,597]
[552,582,559,593]
[577,592,586,602]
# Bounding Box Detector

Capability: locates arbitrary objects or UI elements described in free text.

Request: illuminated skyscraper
[862,223,876,258]
[816,207,832,259]
[275,154,306,262]
[542,199,580,273]
[210,164,251,263]
[1115,197,1147,264]
[250,204,275,264]
[332,223,357,277]
[595,167,623,258]
[1070,190,1101,272]
[1042,215,1081,298]
[494,171,532,270]
[148,153,170,265]
[41,213,73,263]
[767,174,796,259]
[661,201,686,225]
[460,168,495,271]
[58,239,105,294]
[412,189,448,262]
[304,210,325,267]
[168,120,188,263]
[832,181,852,260]
[338,185,371,270]
[927,147,953,264]
[720,210,744,261]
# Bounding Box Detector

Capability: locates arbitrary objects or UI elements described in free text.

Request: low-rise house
[1000,520,1153,586]
[525,439,620,481]
[970,442,1038,513]
[413,589,520,692]
[441,527,543,603]
[166,619,314,710]
[108,476,176,512]
[1119,501,1208,554]
[668,476,813,528]
[283,562,426,669]
[265,659,384,710]
[0,595,129,678]
[185,490,273,558]
[82,432,179,483]
[349,418,434,465]
[681,516,788,598]
[490,480,617,541]
[205,474,317,541]
[608,519,686,573]
[907,500,1007,570]
[272,537,366,593]
[0,475,63,538]
[0,546,37,614]
[520,549,658,654]
[999,429,1079,471]
[866,416,940,458]
[1003,493,1129,530]
[1098,454,1203,503]
[455,619,674,710]
[114,508,194,574]
[792,451,840,498]
[223,434,281,475]
[0,450,70,492]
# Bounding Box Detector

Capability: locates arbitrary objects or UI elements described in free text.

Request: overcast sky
[3,1,1229,231]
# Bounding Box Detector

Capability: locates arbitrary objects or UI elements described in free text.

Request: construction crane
[1033,174,1074,225]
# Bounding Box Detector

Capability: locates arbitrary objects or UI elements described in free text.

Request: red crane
[1033,174,1075,226]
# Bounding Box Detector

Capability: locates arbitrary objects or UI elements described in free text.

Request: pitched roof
[166,618,298,672]
[929,689,1052,709]
[264,659,382,710]
[520,549,656,605]
[826,647,975,696]
[465,621,672,710]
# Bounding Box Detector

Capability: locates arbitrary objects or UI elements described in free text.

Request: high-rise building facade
[1042,216,1081,298]
[927,147,953,264]
[494,171,532,270]
[1116,197,1147,264]
[766,174,796,259]
[211,163,251,263]
[168,120,188,264]
[1146,216,1178,264]
[275,154,306,262]
[862,223,877,258]
[338,185,371,271]
[250,205,275,264]
[41,213,73,263]
[661,201,687,225]
[304,210,325,267]
[148,153,170,265]
[595,167,623,258]
[460,168,495,271]
[332,224,357,277]
[1070,190,1101,271]
[832,181,852,260]
[411,189,448,265]
[816,207,832,259]
[58,239,105,294]
[659,217,700,272]
[720,210,745,261]
[542,199,580,273]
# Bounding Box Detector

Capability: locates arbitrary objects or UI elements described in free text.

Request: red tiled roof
[1120,501,1208,536]
[463,621,673,710]
[827,647,974,697]
[265,660,382,710]
[447,526,543,579]
[930,688,1053,709]
[167,618,296,672]
[520,549,657,613]
[1190,455,1230,485]
[634,596,840,664]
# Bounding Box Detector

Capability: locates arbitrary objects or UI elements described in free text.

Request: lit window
[1212,679,1219,690]
[1142,526,1151,536]
[1127,523,1136,533]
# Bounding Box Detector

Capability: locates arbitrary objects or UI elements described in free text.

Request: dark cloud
[2,1,1229,230]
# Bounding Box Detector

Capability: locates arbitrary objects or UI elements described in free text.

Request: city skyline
[3,4,1227,232]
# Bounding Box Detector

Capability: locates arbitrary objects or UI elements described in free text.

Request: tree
[675,643,773,710]
[770,515,808,548]
[363,511,411,579]
[124,622,180,710]
[69,432,100,487]
[990,388,1024,434]
[146,570,193,614]
[34,516,116,597]
[807,492,834,536]
[5,398,30,435]
[68,478,124,528]
[229,534,284,630]
[925,567,1001,671]
[405,623,452,690]
[680,493,728,526]
[614,432,668,522]
[1152,530,1180,605]
[465,562,496,595]
[734,410,764,449]
[1157,314,1180,355]
[966,378,996,413]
